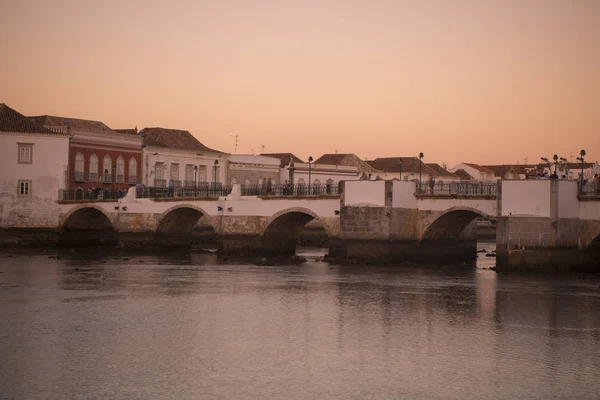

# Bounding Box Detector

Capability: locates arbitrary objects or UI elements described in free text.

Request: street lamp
[194,165,198,196]
[289,161,295,194]
[418,152,424,193]
[103,168,108,199]
[398,158,403,181]
[112,164,116,197]
[559,157,568,178]
[213,160,219,190]
[553,154,559,175]
[577,149,586,193]
[308,156,313,195]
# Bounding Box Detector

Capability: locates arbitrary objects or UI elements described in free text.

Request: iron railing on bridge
[416,181,498,196]
[241,183,340,197]
[60,189,127,201]
[137,185,232,199]
[579,181,600,197]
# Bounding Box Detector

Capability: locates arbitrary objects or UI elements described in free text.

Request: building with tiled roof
[1,104,70,228]
[260,153,304,168]
[453,169,473,180]
[140,127,228,188]
[1,104,61,134]
[426,163,460,181]
[366,157,454,182]
[451,163,496,181]
[32,113,143,194]
[314,153,377,177]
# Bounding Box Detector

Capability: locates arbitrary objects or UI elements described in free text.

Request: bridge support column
[495,216,583,270]
[115,212,161,248]
[215,215,269,255]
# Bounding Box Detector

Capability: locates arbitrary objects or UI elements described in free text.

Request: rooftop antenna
[261,144,265,153]
[251,148,254,155]
[230,134,239,153]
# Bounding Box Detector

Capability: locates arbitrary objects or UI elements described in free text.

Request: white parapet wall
[501,180,551,217]
[392,181,418,209]
[344,181,386,207]
[558,180,579,219]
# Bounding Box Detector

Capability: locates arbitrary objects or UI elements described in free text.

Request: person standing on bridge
[168,179,175,197]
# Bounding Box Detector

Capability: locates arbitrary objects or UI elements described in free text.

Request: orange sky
[1,0,599,166]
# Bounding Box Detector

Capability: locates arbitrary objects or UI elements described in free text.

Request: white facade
[227,154,281,185]
[452,163,496,181]
[0,132,69,227]
[142,147,227,188]
[285,163,360,186]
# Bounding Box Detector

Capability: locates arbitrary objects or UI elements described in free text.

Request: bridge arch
[262,207,333,255]
[155,204,214,247]
[421,206,490,241]
[60,205,117,245]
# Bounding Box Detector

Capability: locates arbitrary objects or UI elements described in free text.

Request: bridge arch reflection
[422,207,490,241]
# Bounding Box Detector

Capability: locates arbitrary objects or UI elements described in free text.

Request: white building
[0,104,70,228]
[451,163,496,181]
[366,157,459,182]
[140,128,228,188]
[227,154,281,185]
[288,162,360,187]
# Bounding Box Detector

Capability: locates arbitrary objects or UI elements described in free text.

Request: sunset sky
[1,0,599,166]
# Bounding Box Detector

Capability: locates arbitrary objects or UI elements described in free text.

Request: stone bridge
[5,179,599,269]
[56,186,341,256]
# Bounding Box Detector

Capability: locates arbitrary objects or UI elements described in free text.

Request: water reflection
[0,247,599,400]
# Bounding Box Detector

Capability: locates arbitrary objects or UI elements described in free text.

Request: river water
[1,243,599,400]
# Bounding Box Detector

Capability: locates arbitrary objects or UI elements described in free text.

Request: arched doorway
[262,209,330,255]
[60,207,117,245]
[155,206,214,247]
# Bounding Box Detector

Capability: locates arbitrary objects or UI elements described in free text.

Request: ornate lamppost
[398,157,403,182]
[418,152,424,193]
[289,161,295,195]
[308,156,313,195]
[112,164,116,197]
[194,165,198,196]
[577,149,586,194]
[213,160,219,189]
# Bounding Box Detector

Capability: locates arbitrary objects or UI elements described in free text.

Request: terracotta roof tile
[30,115,115,133]
[314,153,377,172]
[260,153,304,167]
[368,157,436,175]
[453,169,473,180]
[462,163,495,174]
[0,104,60,134]
[141,127,226,154]
[426,163,456,177]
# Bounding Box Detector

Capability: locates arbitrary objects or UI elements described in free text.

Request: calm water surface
[1,244,599,400]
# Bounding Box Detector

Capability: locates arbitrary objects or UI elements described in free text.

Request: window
[17,143,33,164]
[17,180,31,197]
[170,164,179,181]
[75,152,85,181]
[103,155,112,182]
[89,154,98,182]
[197,166,207,182]
[116,156,125,183]
[128,158,137,183]
[155,163,165,187]
[185,164,194,183]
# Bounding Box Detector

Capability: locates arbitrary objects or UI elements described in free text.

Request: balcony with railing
[74,171,86,182]
[416,181,498,197]
[154,178,166,187]
[183,180,196,188]
[128,175,138,184]
[579,181,600,198]
[116,174,125,183]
